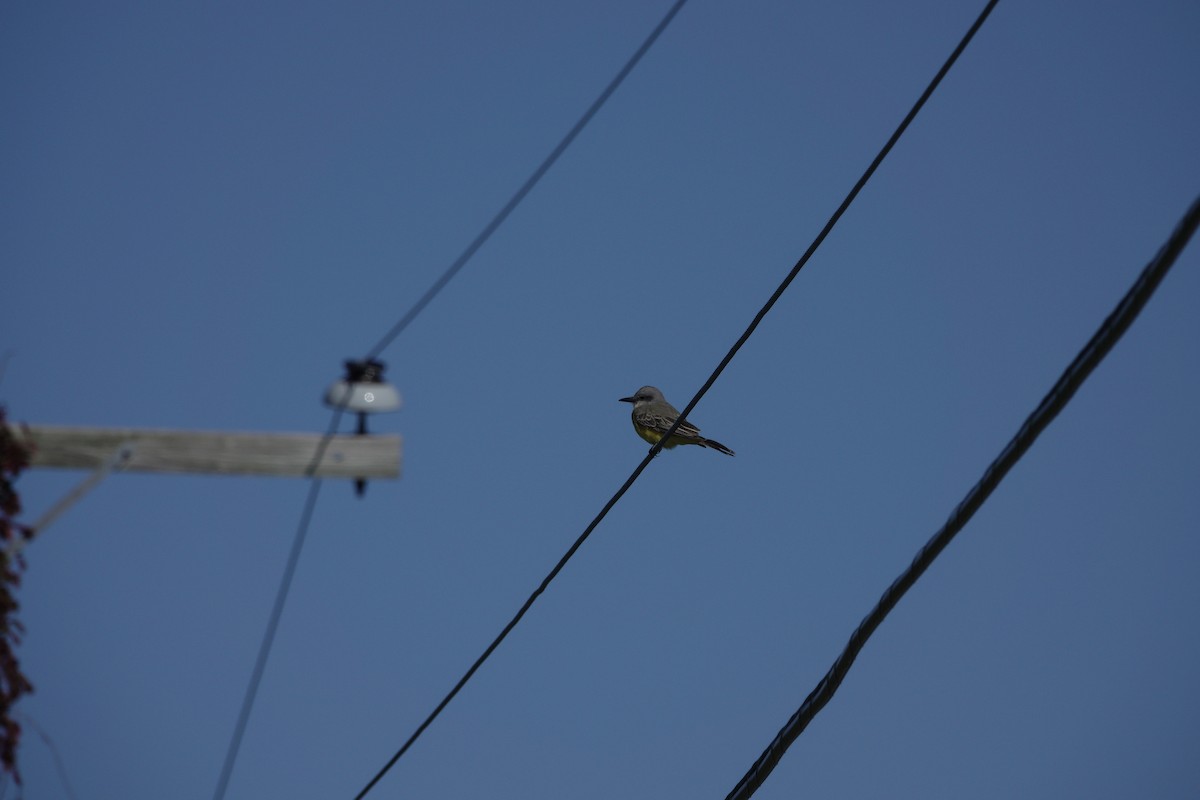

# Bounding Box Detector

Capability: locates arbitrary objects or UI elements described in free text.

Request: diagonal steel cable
[212,3,691,798]
[352,1,1001,796]
[724,195,1200,800]
[364,0,691,362]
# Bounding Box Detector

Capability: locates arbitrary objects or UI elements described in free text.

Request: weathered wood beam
[6,424,401,479]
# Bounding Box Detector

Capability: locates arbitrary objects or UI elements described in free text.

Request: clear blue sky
[3,1,1198,798]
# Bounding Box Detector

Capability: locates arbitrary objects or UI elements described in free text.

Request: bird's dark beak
[619,395,635,404]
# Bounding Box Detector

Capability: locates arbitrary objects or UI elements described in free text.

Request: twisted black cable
[724,196,1200,800]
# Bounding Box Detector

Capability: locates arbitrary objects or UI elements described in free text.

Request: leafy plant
[0,408,34,783]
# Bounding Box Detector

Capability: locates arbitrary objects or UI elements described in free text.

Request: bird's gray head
[619,386,665,405]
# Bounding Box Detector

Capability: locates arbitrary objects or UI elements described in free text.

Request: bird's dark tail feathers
[701,438,735,456]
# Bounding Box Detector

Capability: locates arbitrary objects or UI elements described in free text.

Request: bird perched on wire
[619,385,735,456]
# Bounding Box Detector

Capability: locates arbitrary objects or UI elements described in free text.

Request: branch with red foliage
[0,407,34,784]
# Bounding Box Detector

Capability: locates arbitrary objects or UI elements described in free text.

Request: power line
[724,195,1200,800]
[210,409,344,800]
[212,3,691,796]
[353,441,660,800]
[352,2,999,796]
[19,715,78,800]
[663,0,1000,439]
[364,0,691,363]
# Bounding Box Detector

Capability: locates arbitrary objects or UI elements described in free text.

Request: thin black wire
[353,445,661,800]
[215,3,691,796]
[665,0,1000,439]
[364,0,691,363]
[18,714,78,800]
[724,196,1200,800]
[210,408,345,800]
[353,2,998,796]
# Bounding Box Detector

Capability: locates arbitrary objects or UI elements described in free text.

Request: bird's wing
[642,410,703,438]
